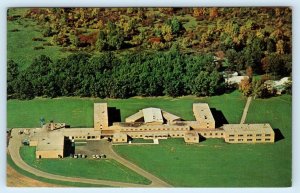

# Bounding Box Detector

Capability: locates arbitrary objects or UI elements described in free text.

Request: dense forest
[7,8,292,99]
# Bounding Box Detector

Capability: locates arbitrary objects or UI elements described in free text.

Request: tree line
[7,48,225,100]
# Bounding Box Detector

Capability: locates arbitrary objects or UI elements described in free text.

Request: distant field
[7,90,245,128]
[113,94,292,187]
[7,8,71,69]
[20,146,151,185]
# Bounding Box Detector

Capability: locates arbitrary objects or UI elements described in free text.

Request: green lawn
[7,154,110,187]
[112,94,292,187]
[7,90,245,129]
[19,146,151,185]
[7,8,71,69]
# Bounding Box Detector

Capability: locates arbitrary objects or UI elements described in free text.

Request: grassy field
[7,8,71,69]
[7,90,245,128]
[113,94,292,187]
[7,154,109,187]
[19,146,151,185]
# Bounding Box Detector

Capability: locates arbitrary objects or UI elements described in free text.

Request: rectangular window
[140,135,142,137]
[265,134,271,137]
[247,134,252,137]
[229,139,234,141]
[265,138,271,141]
[256,139,261,141]
[215,133,218,135]
[229,135,234,137]
[204,133,207,136]
[238,134,243,137]
[256,134,262,137]
[221,133,223,136]
[238,139,243,141]
[210,133,212,136]
[247,139,252,141]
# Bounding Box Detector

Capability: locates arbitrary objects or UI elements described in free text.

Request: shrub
[33,46,45,50]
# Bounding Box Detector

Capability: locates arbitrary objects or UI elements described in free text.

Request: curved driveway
[8,129,171,187]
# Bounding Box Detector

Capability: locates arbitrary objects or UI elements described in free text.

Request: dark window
[229,134,234,137]
[256,139,261,141]
[265,134,271,137]
[265,138,271,141]
[247,139,252,141]
[229,139,234,141]
[256,134,262,137]
[238,139,243,141]
[238,134,243,137]
[247,134,252,137]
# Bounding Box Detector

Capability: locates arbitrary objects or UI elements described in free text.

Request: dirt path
[240,97,252,124]
[8,129,171,187]
[7,164,63,187]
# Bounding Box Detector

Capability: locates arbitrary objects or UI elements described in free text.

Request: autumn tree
[239,77,252,97]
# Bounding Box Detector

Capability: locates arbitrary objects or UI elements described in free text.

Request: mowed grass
[19,146,151,185]
[113,95,292,187]
[7,154,110,187]
[7,91,246,128]
[7,8,71,69]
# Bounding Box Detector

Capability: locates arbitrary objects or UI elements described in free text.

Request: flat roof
[94,103,108,127]
[193,103,215,122]
[161,111,181,122]
[223,124,274,134]
[142,108,163,123]
[125,110,144,122]
[36,133,64,151]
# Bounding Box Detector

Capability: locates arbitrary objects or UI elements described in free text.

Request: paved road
[240,97,252,124]
[8,129,171,187]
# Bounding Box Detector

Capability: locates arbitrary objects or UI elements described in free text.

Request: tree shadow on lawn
[274,128,285,142]
[210,108,229,128]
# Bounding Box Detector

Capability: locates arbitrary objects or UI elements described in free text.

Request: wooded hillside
[7,8,292,99]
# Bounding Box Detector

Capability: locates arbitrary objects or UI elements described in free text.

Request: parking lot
[74,139,112,159]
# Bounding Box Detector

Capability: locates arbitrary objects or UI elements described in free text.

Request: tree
[239,77,252,97]
[7,60,19,98]
[251,79,264,99]
[14,73,35,100]
[246,66,253,79]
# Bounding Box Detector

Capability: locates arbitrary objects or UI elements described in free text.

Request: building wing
[142,108,163,123]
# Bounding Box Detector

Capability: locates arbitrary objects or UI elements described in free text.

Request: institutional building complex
[23,103,274,159]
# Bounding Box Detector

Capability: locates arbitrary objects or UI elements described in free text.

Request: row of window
[202,132,223,136]
[186,138,197,141]
[228,138,271,142]
[72,135,98,139]
[122,127,188,131]
[229,134,272,137]
[114,138,126,142]
[128,133,186,138]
